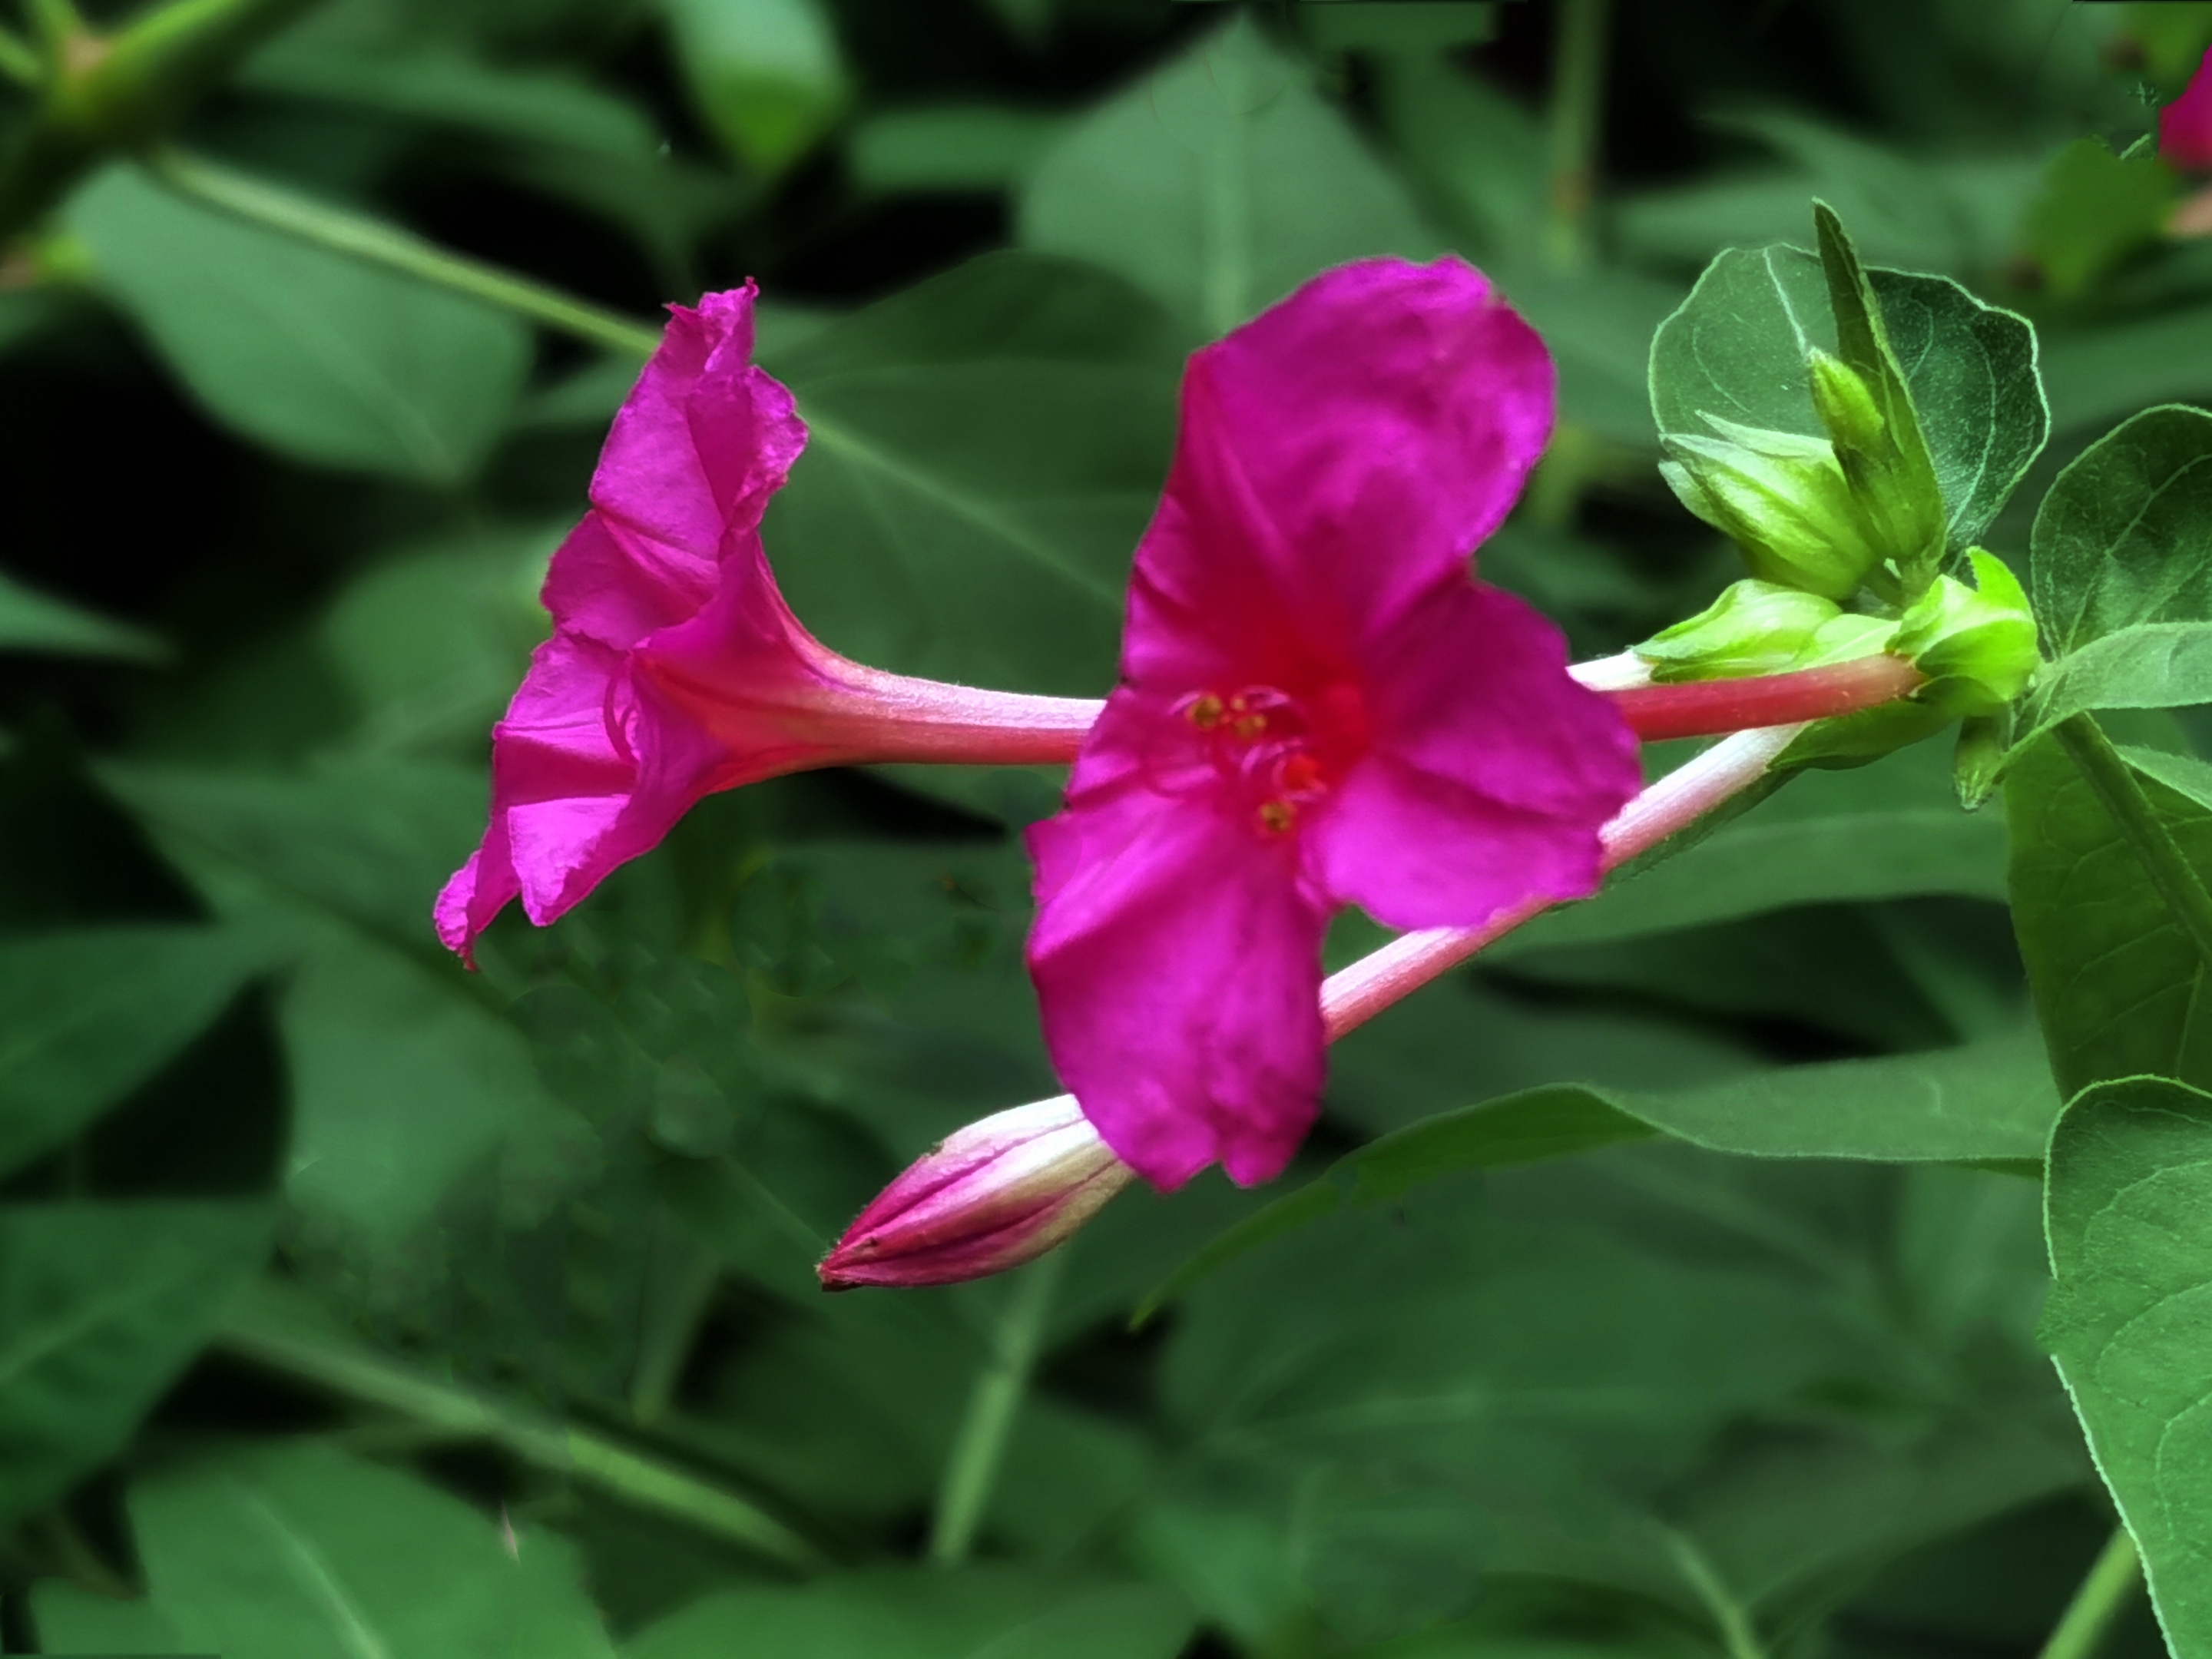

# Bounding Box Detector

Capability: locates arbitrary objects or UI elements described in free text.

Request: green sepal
[1772,697,1953,771]
[1635,580,1841,681]
[1891,549,2039,717]
[1952,709,2012,811]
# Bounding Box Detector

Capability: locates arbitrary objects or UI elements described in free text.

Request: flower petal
[438,286,809,959]
[1123,257,1555,690]
[2165,48,2212,171]
[1310,581,1641,930]
[1028,704,1330,1189]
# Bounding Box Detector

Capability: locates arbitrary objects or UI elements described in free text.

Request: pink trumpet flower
[2165,46,2212,171]
[435,286,1098,961]
[817,1097,1137,1290]
[1024,258,1645,1192]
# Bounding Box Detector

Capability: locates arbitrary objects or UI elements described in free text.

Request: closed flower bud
[1637,580,1845,681]
[1661,422,1885,601]
[1890,549,2039,716]
[819,1098,1137,1290]
[1807,349,1886,459]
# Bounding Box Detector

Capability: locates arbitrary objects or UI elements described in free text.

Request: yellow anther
[1257,800,1296,836]
[1187,693,1225,730]
[1231,713,1268,740]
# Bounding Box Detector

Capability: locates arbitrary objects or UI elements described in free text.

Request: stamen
[1257,800,1296,836]
[1184,692,1225,730]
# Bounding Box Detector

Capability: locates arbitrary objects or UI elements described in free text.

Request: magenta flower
[2166,48,2212,171]
[1024,259,1643,1190]
[818,1098,1136,1290]
[437,286,1098,961]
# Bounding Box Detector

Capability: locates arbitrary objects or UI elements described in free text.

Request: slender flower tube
[435,285,1098,960]
[1026,257,1647,1191]
[818,1098,1137,1290]
[822,724,1807,1290]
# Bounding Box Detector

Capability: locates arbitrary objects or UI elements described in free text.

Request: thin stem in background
[1664,1529,1767,1659]
[146,147,663,359]
[217,1292,825,1571]
[1543,0,1609,273]
[928,1248,1065,1565]
[2036,1528,2142,1659]
[2052,713,2212,970]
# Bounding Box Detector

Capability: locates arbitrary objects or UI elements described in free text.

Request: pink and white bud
[819,1098,1136,1290]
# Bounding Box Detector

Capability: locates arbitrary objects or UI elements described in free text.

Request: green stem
[928,1250,1064,1565]
[2038,1528,2142,1659]
[0,0,316,240]
[1663,1530,1766,1659]
[217,1293,824,1571]
[2054,714,2212,970]
[1543,0,1609,273]
[147,147,662,359]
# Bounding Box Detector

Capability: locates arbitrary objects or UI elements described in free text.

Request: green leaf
[761,250,1181,696]
[2029,405,2212,656]
[108,1440,615,1659]
[662,0,849,178]
[2005,733,2212,1101]
[2041,1075,2212,1659]
[1649,240,2047,553]
[2018,621,2212,743]
[0,926,265,1181]
[0,1199,272,1525]
[1498,740,2009,955]
[626,1568,1192,1659]
[0,568,166,661]
[2019,137,2178,298]
[848,106,1068,194]
[68,167,531,482]
[101,761,566,1239]
[1141,1031,2055,1319]
[1018,15,1434,338]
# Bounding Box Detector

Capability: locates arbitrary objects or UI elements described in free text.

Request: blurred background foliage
[0,0,2205,1654]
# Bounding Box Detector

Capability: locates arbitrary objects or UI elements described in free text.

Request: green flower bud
[1806,349,1886,458]
[1889,549,2039,717]
[1660,422,1886,602]
[1636,580,1843,682]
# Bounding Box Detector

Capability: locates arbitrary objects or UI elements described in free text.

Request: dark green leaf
[1649,241,2046,551]
[2019,138,2177,297]
[663,0,849,178]
[0,1199,272,1525]
[1499,741,2009,955]
[1019,15,1434,337]
[0,568,166,661]
[627,1568,1192,1659]
[1142,1031,2054,1318]
[2018,621,2212,743]
[111,1440,616,1658]
[2041,1075,2212,1659]
[2029,405,2212,656]
[0,926,264,1181]
[2005,733,2212,1100]
[762,251,1179,696]
[69,167,531,482]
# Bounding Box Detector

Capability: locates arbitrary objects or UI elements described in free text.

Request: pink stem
[1604,654,1923,742]
[1319,722,1806,1040]
[817,653,1919,769]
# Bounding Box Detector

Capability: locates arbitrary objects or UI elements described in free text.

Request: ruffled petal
[1309,581,1641,930]
[1028,700,1330,1189]
[439,286,810,959]
[1123,257,1554,689]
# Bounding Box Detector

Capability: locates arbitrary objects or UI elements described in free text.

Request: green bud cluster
[1659,353,1949,610]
